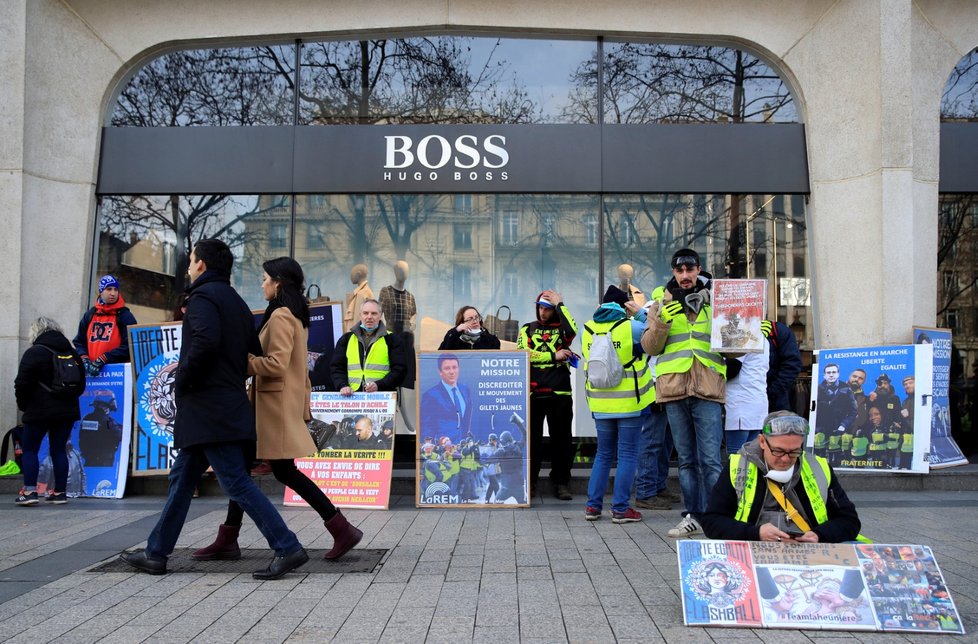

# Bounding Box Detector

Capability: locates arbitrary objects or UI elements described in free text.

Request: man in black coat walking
[122,239,307,580]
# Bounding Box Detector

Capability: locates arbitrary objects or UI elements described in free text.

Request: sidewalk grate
[90,548,387,574]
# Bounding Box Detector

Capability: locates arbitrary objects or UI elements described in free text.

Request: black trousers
[530,395,574,487]
[226,458,337,526]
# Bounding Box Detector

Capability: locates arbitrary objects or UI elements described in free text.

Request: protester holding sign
[13,317,86,506]
[72,274,137,377]
[193,257,362,562]
[331,299,407,395]
[701,411,862,543]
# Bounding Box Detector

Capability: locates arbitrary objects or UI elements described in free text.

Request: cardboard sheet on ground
[416,350,530,507]
[37,363,132,498]
[808,344,932,472]
[289,392,396,510]
[679,540,964,634]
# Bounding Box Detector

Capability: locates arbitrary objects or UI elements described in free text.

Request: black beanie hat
[602,285,629,306]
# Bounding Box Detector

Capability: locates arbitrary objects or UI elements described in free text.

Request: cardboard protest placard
[808,344,932,473]
[913,327,969,468]
[679,540,964,634]
[289,392,396,510]
[711,279,766,353]
[416,350,530,507]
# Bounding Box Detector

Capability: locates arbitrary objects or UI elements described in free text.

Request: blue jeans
[665,398,723,518]
[586,411,645,513]
[147,442,301,559]
[725,430,759,455]
[21,420,74,491]
[636,406,672,499]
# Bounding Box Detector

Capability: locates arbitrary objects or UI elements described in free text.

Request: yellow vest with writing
[581,318,654,414]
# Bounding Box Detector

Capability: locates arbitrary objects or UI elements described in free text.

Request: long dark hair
[261,257,310,329]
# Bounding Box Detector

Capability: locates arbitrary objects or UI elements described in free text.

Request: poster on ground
[37,363,132,498]
[679,540,964,634]
[808,344,932,473]
[289,392,396,510]
[913,327,969,468]
[128,323,182,475]
[711,279,766,353]
[416,350,530,508]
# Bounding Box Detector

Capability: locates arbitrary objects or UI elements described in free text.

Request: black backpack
[37,346,85,398]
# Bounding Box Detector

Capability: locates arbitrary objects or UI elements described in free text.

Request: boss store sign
[98,123,808,195]
[294,125,601,193]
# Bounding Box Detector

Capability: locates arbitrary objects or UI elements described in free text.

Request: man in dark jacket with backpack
[14,317,86,505]
[121,238,308,580]
[73,275,138,377]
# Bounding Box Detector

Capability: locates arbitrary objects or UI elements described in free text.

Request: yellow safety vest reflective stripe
[346,333,391,391]
[581,318,655,413]
[651,287,726,378]
[729,453,871,543]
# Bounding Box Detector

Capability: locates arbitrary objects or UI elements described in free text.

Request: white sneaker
[667,515,702,538]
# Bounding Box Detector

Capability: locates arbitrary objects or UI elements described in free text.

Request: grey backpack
[585,319,628,389]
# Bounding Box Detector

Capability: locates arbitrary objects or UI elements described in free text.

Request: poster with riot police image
[128,322,182,474]
[807,344,932,473]
[416,350,530,508]
[36,363,132,497]
[912,327,969,468]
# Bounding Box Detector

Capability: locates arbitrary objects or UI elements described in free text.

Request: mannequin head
[350,263,368,285]
[393,260,409,284]
[617,263,634,285]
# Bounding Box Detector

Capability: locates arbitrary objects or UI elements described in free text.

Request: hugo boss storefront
[94,34,811,440]
[5,1,974,435]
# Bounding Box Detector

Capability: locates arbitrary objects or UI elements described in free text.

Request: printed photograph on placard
[710,279,766,353]
[857,544,964,634]
[808,344,932,472]
[416,350,530,507]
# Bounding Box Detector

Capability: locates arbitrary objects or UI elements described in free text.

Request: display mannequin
[617,263,647,307]
[378,260,417,334]
[343,263,373,333]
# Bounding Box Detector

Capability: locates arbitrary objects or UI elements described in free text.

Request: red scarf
[85,295,127,361]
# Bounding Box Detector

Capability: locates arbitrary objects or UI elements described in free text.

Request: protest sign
[416,350,530,507]
[37,363,132,498]
[128,323,181,474]
[808,344,932,472]
[711,279,766,353]
[289,392,396,510]
[913,327,968,468]
[679,540,964,634]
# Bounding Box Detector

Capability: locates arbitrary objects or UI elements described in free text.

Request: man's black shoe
[554,484,573,501]
[253,547,309,580]
[120,550,167,575]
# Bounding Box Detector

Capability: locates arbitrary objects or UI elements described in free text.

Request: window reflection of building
[584,214,598,247]
[500,211,519,247]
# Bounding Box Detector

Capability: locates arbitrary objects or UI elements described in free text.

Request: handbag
[484,305,519,342]
[305,284,328,304]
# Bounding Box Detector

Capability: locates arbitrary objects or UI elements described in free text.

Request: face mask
[465,328,482,336]
[764,464,795,484]
[360,323,378,333]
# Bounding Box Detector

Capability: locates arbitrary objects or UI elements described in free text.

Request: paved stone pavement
[0,490,975,643]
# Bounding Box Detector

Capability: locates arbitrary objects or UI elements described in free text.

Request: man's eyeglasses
[766,446,804,459]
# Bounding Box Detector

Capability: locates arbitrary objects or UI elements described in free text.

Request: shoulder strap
[766,481,812,533]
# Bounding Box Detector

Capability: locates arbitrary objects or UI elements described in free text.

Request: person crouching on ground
[700,411,863,543]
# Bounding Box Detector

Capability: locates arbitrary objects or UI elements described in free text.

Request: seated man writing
[701,411,862,543]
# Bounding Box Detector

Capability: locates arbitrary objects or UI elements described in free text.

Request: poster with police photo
[36,363,132,498]
[912,327,969,468]
[416,350,530,508]
[807,344,932,473]
[128,322,182,474]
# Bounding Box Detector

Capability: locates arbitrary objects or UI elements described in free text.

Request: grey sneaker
[635,495,672,510]
[667,515,702,538]
[658,489,682,503]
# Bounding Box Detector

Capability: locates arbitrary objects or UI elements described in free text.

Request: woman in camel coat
[193,257,362,561]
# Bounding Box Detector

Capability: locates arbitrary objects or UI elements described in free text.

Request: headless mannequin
[617,263,647,307]
[379,260,417,334]
[344,263,373,333]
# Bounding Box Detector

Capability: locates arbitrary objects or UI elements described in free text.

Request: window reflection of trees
[942,48,978,121]
[563,43,795,124]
